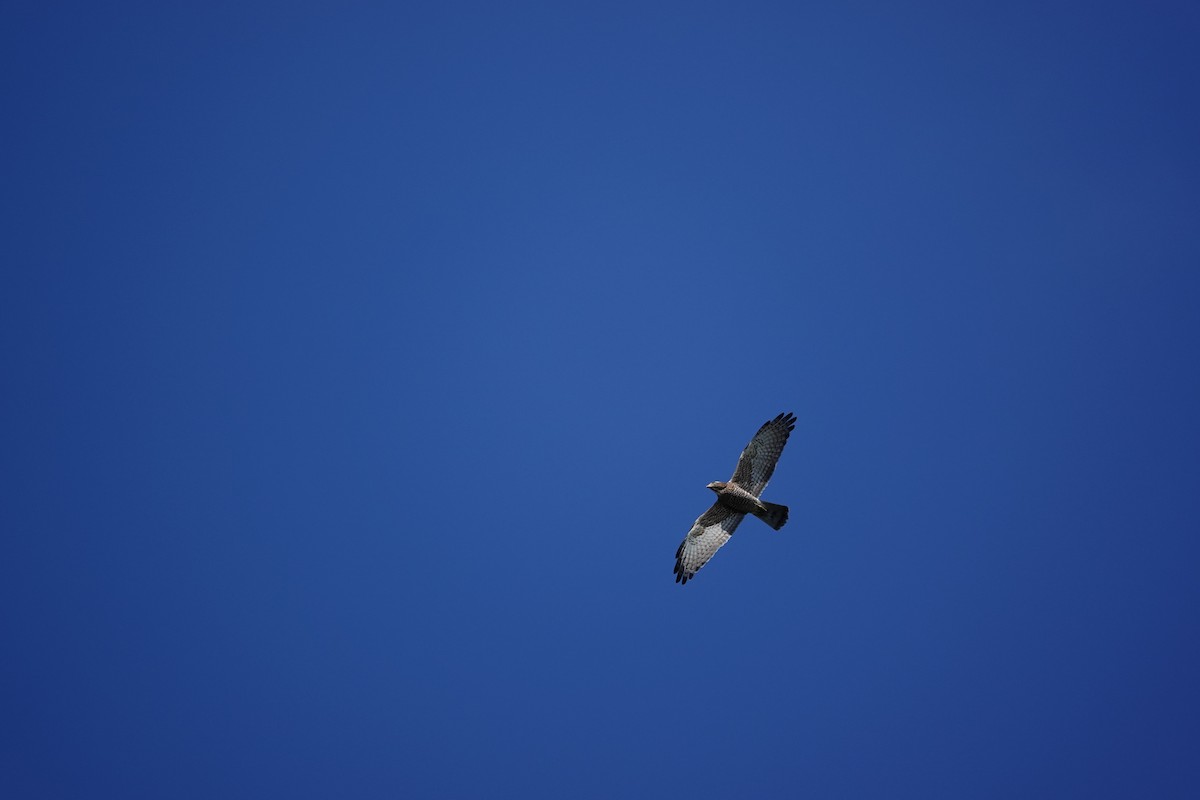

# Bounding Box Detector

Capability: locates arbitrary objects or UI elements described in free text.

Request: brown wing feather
[730,412,796,497]
[673,502,744,584]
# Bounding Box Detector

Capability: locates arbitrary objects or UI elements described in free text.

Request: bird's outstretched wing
[730,412,796,497]
[674,503,745,584]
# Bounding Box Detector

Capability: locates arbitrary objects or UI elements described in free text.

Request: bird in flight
[674,412,797,584]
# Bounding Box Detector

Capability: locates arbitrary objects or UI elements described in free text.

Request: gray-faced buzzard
[674,412,796,584]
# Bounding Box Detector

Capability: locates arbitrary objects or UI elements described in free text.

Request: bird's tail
[755,502,789,531]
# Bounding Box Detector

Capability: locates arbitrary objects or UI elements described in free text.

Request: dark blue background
[4,2,1199,797]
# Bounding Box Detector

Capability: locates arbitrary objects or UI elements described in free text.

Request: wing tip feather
[772,411,797,431]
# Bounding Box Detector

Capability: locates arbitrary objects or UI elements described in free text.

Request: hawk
[674,412,797,584]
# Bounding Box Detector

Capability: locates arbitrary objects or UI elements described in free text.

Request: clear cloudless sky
[3,1,1199,797]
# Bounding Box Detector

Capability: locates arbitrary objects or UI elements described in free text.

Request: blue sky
[3,2,1199,797]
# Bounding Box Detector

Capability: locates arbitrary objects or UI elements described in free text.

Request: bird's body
[674,412,796,584]
[707,481,771,515]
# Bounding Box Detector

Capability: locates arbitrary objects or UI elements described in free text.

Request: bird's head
[706,481,727,493]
